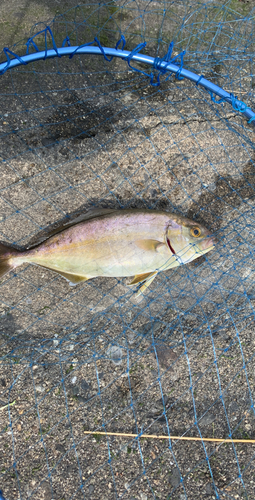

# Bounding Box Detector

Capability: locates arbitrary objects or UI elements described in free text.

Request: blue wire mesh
[0,1,255,499]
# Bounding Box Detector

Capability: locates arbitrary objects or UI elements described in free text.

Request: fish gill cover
[0,1,254,499]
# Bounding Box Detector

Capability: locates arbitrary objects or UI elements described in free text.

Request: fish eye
[190,227,201,238]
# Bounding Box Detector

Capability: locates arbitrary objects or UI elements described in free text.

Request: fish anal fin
[60,272,88,285]
[135,239,165,253]
[43,267,89,286]
[128,271,157,286]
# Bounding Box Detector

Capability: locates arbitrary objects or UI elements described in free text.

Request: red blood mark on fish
[167,237,176,255]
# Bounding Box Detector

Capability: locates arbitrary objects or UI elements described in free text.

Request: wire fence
[0,1,255,499]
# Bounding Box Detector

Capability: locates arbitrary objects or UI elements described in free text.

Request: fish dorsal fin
[27,208,116,249]
[41,266,89,286]
[135,239,165,253]
[128,271,157,286]
[62,208,116,228]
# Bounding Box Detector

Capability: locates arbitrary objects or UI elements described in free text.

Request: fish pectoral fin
[135,239,165,253]
[128,271,157,286]
[47,268,89,285]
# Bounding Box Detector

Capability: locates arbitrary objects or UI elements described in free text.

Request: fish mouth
[193,241,215,255]
[201,236,217,251]
[198,245,215,255]
[166,237,176,255]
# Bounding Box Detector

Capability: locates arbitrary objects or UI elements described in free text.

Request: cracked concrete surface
[0,1,255,499]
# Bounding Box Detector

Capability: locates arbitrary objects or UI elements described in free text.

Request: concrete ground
[0,1,255,499]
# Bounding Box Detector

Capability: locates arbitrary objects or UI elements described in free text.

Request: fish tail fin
[0,242,19,279]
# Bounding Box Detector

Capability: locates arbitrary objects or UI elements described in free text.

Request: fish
[0,209,216,298]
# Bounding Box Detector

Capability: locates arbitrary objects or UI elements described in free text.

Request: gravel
[0,1,255,499]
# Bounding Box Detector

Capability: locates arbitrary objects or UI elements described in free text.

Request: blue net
[0,1,255,499]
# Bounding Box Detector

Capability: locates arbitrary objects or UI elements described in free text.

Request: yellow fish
[0,209,216,297]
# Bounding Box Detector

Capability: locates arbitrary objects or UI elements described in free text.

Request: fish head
[166,216,216,265]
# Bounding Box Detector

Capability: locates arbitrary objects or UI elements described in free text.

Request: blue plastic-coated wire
[0,42,255,125]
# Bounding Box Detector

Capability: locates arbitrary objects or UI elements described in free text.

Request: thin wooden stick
[84,430,255,444]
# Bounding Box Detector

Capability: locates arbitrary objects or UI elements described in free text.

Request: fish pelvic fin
[128,271,157,301]
[0,242,19,279]
[134,272,157,299]
[128,271,157,286]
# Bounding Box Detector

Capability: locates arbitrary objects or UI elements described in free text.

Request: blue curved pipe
[0,45,254,124]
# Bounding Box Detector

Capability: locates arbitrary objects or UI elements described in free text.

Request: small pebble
[35,385,45,393]
[140,494,147,500]
[153,344,177,369]
[107,345,123,365]
[55,443,65,454]
[72,386,79,396]
[199,412,215,426]
[169,468,181,487]
[206,483,214,495]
